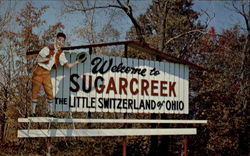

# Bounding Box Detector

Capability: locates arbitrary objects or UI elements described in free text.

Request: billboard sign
[51,52,189,114]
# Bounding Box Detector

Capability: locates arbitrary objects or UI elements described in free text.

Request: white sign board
[51,53,189,114]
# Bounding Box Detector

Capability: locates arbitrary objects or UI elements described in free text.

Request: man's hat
[76,52,87,63]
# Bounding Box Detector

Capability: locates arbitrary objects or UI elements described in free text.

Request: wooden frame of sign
[22,41,208,156]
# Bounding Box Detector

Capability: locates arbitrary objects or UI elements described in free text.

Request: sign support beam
[18,128,197,138]
[184,136,188,156]
[18,118,208,124]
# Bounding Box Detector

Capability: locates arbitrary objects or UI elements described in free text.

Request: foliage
[0,0,249,155]
[188,26,249,155]
[127,0,203,55]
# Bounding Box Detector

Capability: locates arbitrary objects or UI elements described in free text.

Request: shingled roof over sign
[26,40,208,71]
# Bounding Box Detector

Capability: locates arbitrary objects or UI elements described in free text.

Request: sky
[193,1,246,32]
[1,0,247,45]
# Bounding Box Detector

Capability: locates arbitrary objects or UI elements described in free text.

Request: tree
[184,15,249,154]
[63,0,144,43]
[0,0,16,143]
[0,0,13,41]
[231,1,250,154]
[127,0,205,57]
[0,2,64,146]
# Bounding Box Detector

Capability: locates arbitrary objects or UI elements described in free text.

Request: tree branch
[63,0,145,42]
[63,1,122,14]
[165,29,206,45]
[231,1,250,31]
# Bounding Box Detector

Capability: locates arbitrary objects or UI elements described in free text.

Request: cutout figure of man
[31,32,79,117]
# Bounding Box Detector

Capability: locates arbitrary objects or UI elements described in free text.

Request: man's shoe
[29,113,37,117]
[47,114,57,118]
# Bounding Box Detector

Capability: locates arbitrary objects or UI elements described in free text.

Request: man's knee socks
[31,99,37,114]
[47,99,53,115]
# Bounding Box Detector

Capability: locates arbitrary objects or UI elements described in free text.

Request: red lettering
[160,81,168,96]
[169,82,176,97]
[106,77,117,94]
[95,76,105,93]
[141,79,149,95]
[130,78,139,95]
[119,78,128,94]
[96,85,105,93]
[78,75,177,97]
[151,80,158,96]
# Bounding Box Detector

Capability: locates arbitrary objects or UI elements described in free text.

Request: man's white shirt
[38,47,68,70]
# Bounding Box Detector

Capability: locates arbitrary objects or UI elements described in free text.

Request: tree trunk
[0,88,7,143]
[238,3,250,154]
[159,2,168,52]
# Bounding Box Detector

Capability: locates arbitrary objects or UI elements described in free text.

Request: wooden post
[124,44,128,58]
[122,135,127,156]
[89,47,92,55]
[149,113,158,156]
[122,44,128,156]
[87,112,91,128]
[184,136,188,156]
[87,47,92,129]
[122,113,128,156]
[47,138,52,156]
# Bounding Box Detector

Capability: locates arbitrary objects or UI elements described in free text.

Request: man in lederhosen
[31,32,79,117]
